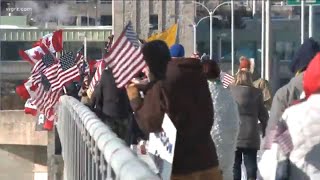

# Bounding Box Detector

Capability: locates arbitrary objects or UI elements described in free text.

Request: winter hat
[303,52,320,98]
[142,40,171,80]
[290,38,320,74]
[170,44,185,58]
[239,56,250,70]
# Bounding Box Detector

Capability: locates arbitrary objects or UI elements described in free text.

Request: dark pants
[233,147,258,180]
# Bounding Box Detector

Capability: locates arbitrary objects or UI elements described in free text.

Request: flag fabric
[24,98,37,116]
[146,24,178,48]
[75,46,90,76]
[87,60,106,98]
[220,71,234,88]
[16,78,38,100]
[19,43,51,65]
[126,24,140,48]
[31,52,57,86]
[88,59,97,75]
[33,30,63,53]
[31,77,61,119]
[44,52,80,92]
[75,46,84,64]
[104,22,146,88]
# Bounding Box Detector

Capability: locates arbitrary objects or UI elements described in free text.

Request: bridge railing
[56,95,160,180]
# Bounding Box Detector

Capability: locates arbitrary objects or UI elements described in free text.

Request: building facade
[113,0,196,55]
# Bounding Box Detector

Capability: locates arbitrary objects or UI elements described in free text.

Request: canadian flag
[24,99,37,116]
[33,30,63,53]
[43,108,55,131]
[16,78,38,100]
[19,43,51,65]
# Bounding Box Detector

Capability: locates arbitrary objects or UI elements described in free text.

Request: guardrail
[56,95,160,180]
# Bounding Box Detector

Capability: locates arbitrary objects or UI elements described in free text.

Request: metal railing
[57,96,160,180]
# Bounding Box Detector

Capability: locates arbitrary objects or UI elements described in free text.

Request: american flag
[88,60,106,94]
[104,21,145,88]
[44,52,80,92]
[31,54,56,85]
[75,46,88,74]
[263,120,293,154]
[75,46,90,88]
[220,71,234,88]
[31,75,61,119]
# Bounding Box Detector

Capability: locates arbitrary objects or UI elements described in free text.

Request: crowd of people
[68,37,320,180]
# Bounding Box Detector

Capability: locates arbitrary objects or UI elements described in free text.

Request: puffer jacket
[277,94,320,180]
[208,79,240,180]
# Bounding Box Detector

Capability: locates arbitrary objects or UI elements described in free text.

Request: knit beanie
[303,52,320,98]
[239,58,251,70]
[290,38,320,73]
[170,44,185,58]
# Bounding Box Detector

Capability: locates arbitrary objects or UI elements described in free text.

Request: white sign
[38,114,45,125]
[148,114,177,179]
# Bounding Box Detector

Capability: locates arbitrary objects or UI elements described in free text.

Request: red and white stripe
[104,31,145,88]
[31,85,61,118]
[44,63,80,92]
[220,71,234,88]
[30,47,57,85]
[88,60,106,93]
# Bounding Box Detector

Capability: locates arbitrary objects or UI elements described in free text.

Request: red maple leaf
[30,83,38,91]
[32,51,43,60]
[45,38,51,48]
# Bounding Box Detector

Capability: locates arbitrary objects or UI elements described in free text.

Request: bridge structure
[52,96,160,180]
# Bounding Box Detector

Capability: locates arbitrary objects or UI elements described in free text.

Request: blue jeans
[233,148,258,180]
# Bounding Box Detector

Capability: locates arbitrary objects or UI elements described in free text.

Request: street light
[192,15,222,54]
[173,14,221,54]
[192,1,234,74]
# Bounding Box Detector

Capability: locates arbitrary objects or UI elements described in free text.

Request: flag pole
[175,19,180,45]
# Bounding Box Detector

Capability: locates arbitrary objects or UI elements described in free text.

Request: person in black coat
[90,67,131,141]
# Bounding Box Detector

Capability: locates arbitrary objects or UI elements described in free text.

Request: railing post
[56,96,160,180]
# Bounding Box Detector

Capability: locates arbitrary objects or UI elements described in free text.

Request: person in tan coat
[126,40,222,180]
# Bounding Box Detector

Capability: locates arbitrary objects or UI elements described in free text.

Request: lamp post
[192,24,197,53]
[187,15,223,54]
[301,0,305,44]
[191,15,222,54]
[309,5,313,38]
[192,1,234,69]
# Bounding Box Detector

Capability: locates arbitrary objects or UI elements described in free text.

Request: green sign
[287,0,320,5]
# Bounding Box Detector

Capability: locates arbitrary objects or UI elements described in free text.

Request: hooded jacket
[265,39,320,143]
[128,58,219,174]
[290,38,320,73]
